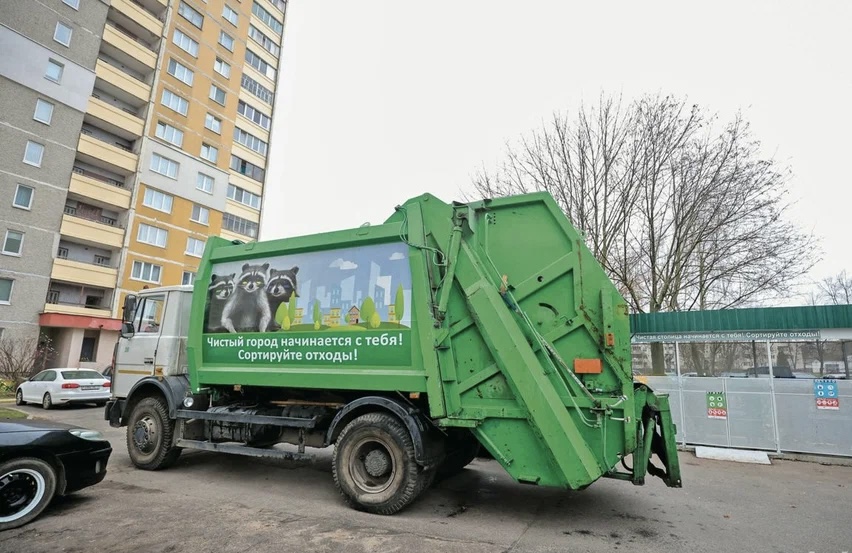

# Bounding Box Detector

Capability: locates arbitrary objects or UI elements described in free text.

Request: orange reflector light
[574,358,603,374]
[605,333,615,347]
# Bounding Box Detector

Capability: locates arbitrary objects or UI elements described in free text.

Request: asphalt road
[2,403,850,553]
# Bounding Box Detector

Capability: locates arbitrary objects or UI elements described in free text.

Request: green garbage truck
[105,191,681,514]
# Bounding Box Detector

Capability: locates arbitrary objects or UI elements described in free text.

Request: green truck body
[107,192,680,514]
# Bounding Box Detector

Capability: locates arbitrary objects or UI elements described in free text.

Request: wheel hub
[0,469,44,521]
[133,416,158,454]
[364,449,391,477]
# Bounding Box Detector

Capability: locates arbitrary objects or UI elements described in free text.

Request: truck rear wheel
[126,397,181,470]
[333,412,427,515]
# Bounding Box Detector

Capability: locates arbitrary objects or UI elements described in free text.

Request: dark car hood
[0,419,78,434]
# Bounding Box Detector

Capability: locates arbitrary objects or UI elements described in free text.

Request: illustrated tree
[313,300,321,330]
[360,296,376,327]
[395,284,405,324]
[288,298,298,326]
[469,93,817,374]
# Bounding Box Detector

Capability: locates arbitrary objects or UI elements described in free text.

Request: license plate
[81,385,99,391]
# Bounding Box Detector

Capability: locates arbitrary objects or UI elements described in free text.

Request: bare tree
[0,335,54,388]
[817,270,852,305]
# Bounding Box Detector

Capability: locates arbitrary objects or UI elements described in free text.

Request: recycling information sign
[706,392,728,419]
[813,379,840,410]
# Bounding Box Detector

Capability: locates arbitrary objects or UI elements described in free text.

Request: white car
[15,369,111,410]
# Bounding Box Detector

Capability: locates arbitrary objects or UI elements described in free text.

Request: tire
[332,412,428,515]
[0,458,58,531]
[42,393,52,410]
[15,389,24,406]
[126,397,181,470]
[436,430,480,479]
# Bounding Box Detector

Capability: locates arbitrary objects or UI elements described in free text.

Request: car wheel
[332,412,428,515]
[0,457,58,531]
[42,393,52,410]
[15,389,24,406]
[126,396,181,470]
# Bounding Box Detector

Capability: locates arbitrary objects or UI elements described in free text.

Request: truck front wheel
[126,397,181,470]
[332,412,427,515]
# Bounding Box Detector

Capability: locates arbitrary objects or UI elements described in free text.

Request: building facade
[0,0,285,371]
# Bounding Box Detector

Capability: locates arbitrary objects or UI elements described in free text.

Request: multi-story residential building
[0,0,286,371]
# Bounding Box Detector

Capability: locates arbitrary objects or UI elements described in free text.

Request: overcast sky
[262,0,851,297]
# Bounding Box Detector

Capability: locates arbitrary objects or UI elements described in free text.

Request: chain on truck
[105,192,681,515]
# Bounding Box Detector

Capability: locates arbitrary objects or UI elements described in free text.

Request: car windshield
[61,370,105,380]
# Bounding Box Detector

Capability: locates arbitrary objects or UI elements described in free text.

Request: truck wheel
[437,430,480,480]
[0,457,57,531]
[126,397,181,470]
[333,412,426,515]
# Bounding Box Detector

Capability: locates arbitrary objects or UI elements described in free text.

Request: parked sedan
[0,419,112,531]
[15,369,111,410]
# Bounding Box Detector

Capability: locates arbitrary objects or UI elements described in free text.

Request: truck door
[114,293,165,398]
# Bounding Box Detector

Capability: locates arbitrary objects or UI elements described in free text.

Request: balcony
[60,213,125,250]
[85,96,144,140]
[101,24,157,72]
[69,168,131,210]
[95,59,151,105]
[77,132,138,174]
[109,0,163,41]
[51,258,118,289]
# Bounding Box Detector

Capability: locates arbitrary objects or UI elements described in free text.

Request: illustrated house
[348,305,360,324]
[388,305,397,323]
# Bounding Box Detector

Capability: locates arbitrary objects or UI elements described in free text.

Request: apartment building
[0,0,286,371]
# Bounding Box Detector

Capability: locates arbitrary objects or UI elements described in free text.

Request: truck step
[175,439,314,462]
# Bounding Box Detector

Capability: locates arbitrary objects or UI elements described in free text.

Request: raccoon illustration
[205,274,235,332]
[221,263,271,333]
[265,266,299,330]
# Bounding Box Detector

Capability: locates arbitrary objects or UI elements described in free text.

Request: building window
[155,121,184,147]
[230,155,264,182]
[173,29,199,57]
[237,100,271,130]
[23,141,45,167]
[45,59,64,83]
[142,188,174,213]
[2,230,24,256]
[214,57,231,78]
[209,85,227,105]
[131,261,162,284]
[200,143,219,163]
[167,58,194,86]
[241,74,273,104]
[204,113,222,134]
[227,184,261,209]
[33,99,54,125]
[161,89,189,116]
[53,22,72,47]
[222,213,258,238]
[196,173,214,193]
[0,279,12,304]
[223,5,239,25]
[191,204,210,225]
[245,49,276,80]
[248,25,279,57]
[13,184,34,210]
[186,237,205,257]
[150,153,179,179]
[178,1,204,28]
[62,0,80,9]
[182,271,196,285]
[252,1,283,35]
[137,223,168,248]
[218,31,235,52]
[233,127,268,156]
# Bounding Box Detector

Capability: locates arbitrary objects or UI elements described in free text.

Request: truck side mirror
[120,321,135,339]
[123,295,137,323]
